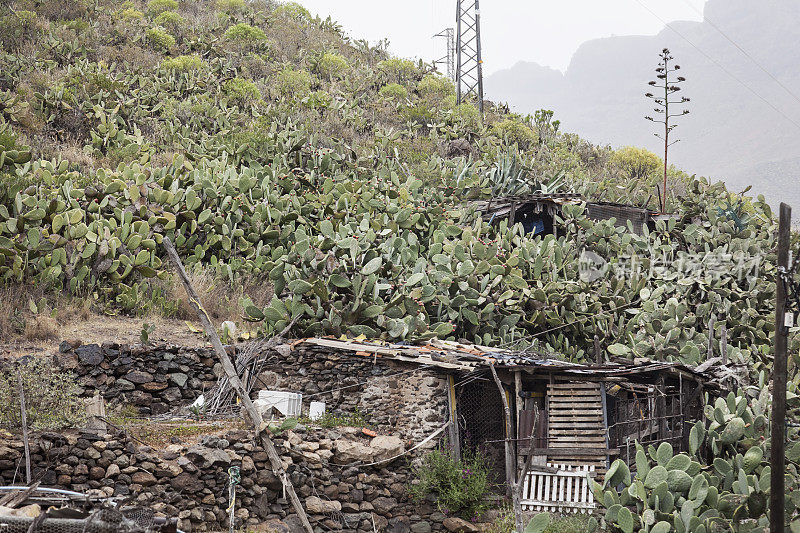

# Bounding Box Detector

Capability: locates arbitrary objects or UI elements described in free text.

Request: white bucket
[309,401,326,421]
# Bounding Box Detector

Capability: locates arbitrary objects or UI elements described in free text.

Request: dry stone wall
[54,342,450,442]
[0,426,448,532]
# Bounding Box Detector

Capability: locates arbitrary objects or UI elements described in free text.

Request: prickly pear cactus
[593,385,800,532]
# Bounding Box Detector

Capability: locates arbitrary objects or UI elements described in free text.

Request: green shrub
[145,26,176,52]
[417,74,455,101]
[0,10,38,50]
[379,83,407,100]
[273,2,311,22]
[153,10,185,30]
[119,7,144,20]
[492,117,538,149]
[146,0,178,16]
[377,58,418,83]
[0,358,86,431]
[611,145,662,180]
[318,52,348,79]
[215,0,245,12]
[275,67,311,96]
[302,90,332,109]
[453,103,481,128]
[225,22,267,43]
[401,103,434,126]
[408,446,491,520]
[223,77,260,105]
[161,54,203,71]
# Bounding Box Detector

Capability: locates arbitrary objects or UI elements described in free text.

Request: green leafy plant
[161,54,204,71]
[0,358,86,431]
[379,83,408,100]
[147,0,178,16]
[409,446,492,520]
[225,22,267,43]
[317,52,349,80]
[145,26,176,52]
[275,67,312,96]
[140,322,156,344]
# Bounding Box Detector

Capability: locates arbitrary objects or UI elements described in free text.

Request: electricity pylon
[433,27,455,82]
[455,0,484,114]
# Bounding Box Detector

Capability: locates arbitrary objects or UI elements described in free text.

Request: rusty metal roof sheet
[295,337,711,382]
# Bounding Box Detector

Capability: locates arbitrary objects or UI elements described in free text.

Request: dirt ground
[0,313,211,359]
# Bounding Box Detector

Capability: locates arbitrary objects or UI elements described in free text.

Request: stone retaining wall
[0,426,448,532]
[53,342,449,442]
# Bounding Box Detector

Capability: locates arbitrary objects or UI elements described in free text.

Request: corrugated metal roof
[296,337,711,382]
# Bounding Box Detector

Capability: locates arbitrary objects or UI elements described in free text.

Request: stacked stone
[0,426,446,532]
[53,342,450,442]
[56,342,220,415]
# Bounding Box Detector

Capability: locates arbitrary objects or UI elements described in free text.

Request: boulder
[75,345,103,365]
[168,373,189,387]
[443,517,480,532]
[370,435,405,462]
[186,445,231,468]
[305,496,342,514]
[170,472,204,492]
[125,371,154,384]
[333,439,375,464]
[131,471,157,486]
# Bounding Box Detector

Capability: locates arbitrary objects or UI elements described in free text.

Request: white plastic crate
[256,390,302,417]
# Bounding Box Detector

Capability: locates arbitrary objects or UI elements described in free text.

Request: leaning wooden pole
[771,202,791,533]
[16,371,31,484]
[163,237,314,533]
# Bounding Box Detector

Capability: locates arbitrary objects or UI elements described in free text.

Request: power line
[679,0,800,108]
[632,0,800,132]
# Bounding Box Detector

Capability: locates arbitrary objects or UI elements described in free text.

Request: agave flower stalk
[645,48,690,212]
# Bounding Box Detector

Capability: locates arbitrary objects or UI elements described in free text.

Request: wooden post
[446,375,461,462]
[720,324,728,365]
[163,237,314,533]
[514,371,523,461]
[490,363,538,533]
[16,371,31,485]
[657,376,667,440]
[594,335,602,364]
[509,201,517,227]
[707,315,715,360]
[489,364,516,494]
[771,202,791,533]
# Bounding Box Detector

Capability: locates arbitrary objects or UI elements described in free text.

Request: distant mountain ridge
[486,0,800,208]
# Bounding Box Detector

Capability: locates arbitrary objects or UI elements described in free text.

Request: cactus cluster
[594,383,800,532]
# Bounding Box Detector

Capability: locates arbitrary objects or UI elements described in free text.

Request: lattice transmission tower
[433,27,455,82]
[455,0,484,113]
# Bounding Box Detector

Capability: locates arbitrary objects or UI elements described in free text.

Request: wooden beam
[163,237,314,533]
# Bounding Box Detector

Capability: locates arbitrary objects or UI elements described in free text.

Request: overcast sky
[298,0,708,74]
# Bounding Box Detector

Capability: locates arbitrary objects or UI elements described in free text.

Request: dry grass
[165,266,273,322]
[22,315,59,341]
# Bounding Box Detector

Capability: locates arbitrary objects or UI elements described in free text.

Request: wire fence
[456,378,507,484]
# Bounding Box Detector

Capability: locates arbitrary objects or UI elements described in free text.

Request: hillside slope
[0,0,790,376]
[486,0,800,208]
